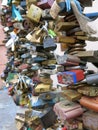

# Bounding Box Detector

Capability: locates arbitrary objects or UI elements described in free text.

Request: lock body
[57,69,84,85]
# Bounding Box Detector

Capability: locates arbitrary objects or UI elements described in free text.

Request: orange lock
[80,96,98,112]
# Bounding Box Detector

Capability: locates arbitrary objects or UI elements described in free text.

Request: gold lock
[27,4,43,23]
[63,89,82,101]
[35,83,51,93]
[26,28,43,44]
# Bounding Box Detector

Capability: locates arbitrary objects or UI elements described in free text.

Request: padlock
[63,89,82,101]
[81,73,98,85]
[57,69,84,85]
[53,100,83,121]
[64,65,87,71]
[75,31,86,36]
[26,29,43,44]
[41,68,57,75]
[76,50,98,63]
[32,56,47,63]
[42,59,57,65]
[80,96,98,112]
[43,35,57,51]
[34,83,52,93]
[39,73,53,84]
[18,63,30,71]
[21,53,31,59]
[83,111,98,130]
[55,54,82,66]
[27,4,43,23]
[78,86,98,97]
[75,35,98,41]
[41,65,64,74]
[57,36,76,44]
[39,92,56,101]
[68,42,86,55]
[37,0,54,9]
[50,0,61,19]
[39,107,57,129]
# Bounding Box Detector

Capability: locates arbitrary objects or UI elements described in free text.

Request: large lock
[53,100,83,121]
[27,4,42,23]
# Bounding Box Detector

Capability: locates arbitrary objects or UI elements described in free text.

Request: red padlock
[57,69,84,85]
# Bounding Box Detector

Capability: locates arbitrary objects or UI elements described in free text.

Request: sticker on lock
[57,70,84,85]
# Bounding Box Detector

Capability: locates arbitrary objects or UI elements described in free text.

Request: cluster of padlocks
[0,0,98,130]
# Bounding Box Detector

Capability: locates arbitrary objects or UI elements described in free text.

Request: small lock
[43,35,57,51]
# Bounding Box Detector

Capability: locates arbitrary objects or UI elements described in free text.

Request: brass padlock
[34,83,51,93]
[63,89,82,101]
[26,28,43,44]
[27,4,43,23]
